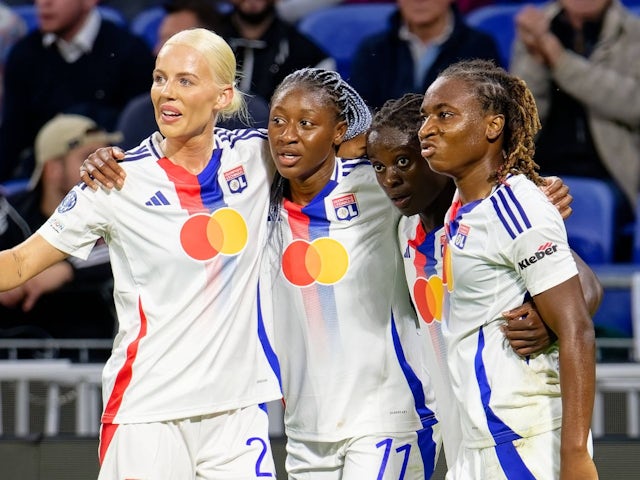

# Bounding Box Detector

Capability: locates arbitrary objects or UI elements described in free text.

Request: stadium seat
[465,4,523,69]
[297,3,396,80]
[11,4,39,31]
[130,6,165,51]
[0,178,29,196]
[591,263,639,344]
[13,5,127,31]
[633,194,640,263]
[97,6,128,27]
[562,176,617,264]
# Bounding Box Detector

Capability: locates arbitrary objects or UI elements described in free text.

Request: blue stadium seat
[562,176,617,265]
[0,177,29,196]
[634,195,640,263]
[465,4,522,69]
[591,263,638,339]
[12,4,38,31]
[297,3,396,80]
[13,5,127,31]
[97,6,128,28]
[130,6,165,51]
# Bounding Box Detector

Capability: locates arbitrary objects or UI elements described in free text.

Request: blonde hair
[163,28,248,123]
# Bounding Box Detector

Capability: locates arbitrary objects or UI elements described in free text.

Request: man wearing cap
[0,114,121,354]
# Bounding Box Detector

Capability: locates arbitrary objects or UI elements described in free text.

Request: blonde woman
[0,28,281,479]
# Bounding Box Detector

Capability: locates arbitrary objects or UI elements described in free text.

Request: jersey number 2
[247,436,273,477]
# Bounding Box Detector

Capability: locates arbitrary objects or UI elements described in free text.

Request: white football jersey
[38,130,282,424]
[442,174,578,448]
[398,215,462,466]
[260,158,437,442]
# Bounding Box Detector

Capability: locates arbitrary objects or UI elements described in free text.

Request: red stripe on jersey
[101,298,149,423]
[281,199,330,349]
[409,222,428,274]
[157,157,206,213]
[98,422,119,464]
[284,199,311,240]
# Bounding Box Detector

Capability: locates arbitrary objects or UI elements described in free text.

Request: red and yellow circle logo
[180,208,248,260]
[413,275,444,324]
[443,245,454,292]
[282,238,349,286]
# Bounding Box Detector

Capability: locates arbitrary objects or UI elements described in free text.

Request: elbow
[587,278,604,318]
[576,316,597,353]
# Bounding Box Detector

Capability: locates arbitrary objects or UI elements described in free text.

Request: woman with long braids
[261,67,442,479]
[419,59,598,479]
[367,91,603,478]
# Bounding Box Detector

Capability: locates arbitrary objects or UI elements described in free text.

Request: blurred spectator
[154,0,224,55]
[115,0,270,150]
[0,0,155,183]
[350,0,501,110]
[217,0,335,101]
[510,0,640,261]
[0,114,119,348]
[276,0,394,24]
[0,2,26,122]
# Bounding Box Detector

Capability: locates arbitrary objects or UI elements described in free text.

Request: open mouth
[277,152,301,166]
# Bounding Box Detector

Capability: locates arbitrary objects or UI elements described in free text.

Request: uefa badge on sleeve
[332,194,359,221]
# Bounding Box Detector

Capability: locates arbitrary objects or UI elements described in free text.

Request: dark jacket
[218,12,333,101]
[350,8,501,110]
[0,19,155,181]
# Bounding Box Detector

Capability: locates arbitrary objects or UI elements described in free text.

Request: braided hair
[438,59,544,186]
[272,68,372,141]
[370,93,424,137]
[268,68,372,220]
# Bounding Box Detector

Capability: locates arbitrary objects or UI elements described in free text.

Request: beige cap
[30,114,123,189]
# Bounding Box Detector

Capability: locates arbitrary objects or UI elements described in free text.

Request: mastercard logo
[443,245,454,292]
[180,208,248,261]
[282,238,349,286]
[413,275,444,324]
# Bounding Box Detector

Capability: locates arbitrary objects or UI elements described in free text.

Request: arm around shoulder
[572,251,603,318]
